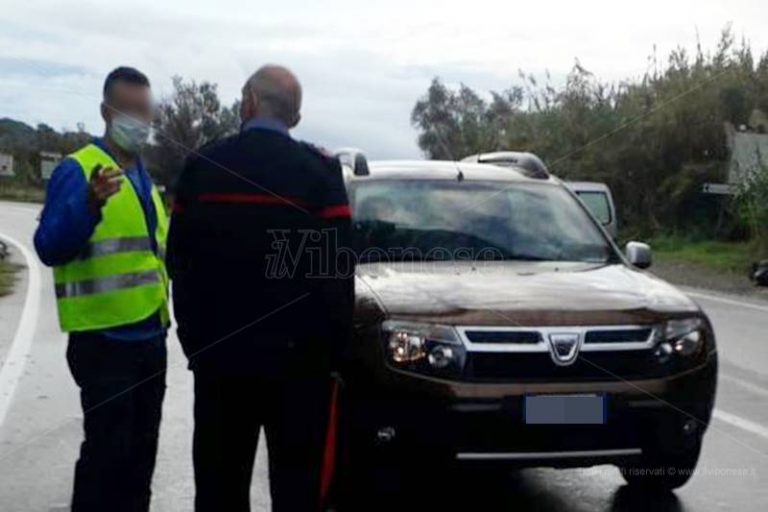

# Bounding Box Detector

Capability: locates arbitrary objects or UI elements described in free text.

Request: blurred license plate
[524,394,606,425]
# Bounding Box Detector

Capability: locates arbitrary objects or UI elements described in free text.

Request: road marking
[0,232,41,426]
[685,290,768,313]
[0,202,41,214]
[720,373,768,399]
[713,409,768,441]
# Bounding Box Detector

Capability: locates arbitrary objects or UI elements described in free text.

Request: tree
[150,76,240,188]
[0,118,90,188]
[410,26,768,238]
[411,78,514,159]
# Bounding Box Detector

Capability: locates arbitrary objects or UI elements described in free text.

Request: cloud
[1,0,767,158]
[0,57,90,78]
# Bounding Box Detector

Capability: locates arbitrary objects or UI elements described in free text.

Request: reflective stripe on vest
[77,236,154,260]
[55,269,160,299]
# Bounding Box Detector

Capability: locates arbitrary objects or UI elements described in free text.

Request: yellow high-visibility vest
[52,143,169,332]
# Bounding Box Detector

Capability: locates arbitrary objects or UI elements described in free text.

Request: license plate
[524,394,606,425]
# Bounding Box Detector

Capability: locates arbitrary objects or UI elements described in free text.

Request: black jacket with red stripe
[167,127,354,377]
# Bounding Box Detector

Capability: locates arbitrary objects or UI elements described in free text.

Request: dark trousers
[66,332,167,512]
[193,371,331,512]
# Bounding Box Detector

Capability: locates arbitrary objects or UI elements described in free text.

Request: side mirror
[625,241,652,269]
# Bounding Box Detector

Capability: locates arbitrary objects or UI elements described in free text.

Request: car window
[351,180,614,263]
[575,191,612,224]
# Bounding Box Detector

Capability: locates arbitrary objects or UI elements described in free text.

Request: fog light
[654,342,674,364]
[428,345,455,369]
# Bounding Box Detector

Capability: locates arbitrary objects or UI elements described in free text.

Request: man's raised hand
[88,164,123,212]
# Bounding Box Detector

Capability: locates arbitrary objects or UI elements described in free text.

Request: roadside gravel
[652,257,768,301]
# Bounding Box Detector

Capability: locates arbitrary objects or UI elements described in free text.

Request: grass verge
[0,260,20,297]
[650,235,756,274]
[0,184,45,203]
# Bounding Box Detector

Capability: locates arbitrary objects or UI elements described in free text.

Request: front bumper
[345,353,717,467]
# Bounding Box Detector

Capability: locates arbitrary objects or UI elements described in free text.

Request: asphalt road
[1,200,767,511]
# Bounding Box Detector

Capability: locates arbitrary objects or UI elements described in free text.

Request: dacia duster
[336,153,717,496]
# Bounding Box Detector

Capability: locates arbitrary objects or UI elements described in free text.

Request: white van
[564,181,618,238]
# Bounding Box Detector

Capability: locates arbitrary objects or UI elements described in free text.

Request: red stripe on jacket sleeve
[197,192,309,208]
[316,205,352,220]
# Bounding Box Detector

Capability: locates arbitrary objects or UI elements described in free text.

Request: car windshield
[350,179,615,263]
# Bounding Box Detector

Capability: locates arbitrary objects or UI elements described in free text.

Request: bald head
[241,64,302,128]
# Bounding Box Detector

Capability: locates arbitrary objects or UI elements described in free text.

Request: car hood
[355,261,700,326]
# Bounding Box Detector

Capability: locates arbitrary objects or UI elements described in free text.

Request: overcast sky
[1,0,766,158]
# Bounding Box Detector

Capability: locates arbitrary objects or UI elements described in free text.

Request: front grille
[584,328,653,344]
[465,350,677,382]
[464,330,541,344]
[455,325,681,383]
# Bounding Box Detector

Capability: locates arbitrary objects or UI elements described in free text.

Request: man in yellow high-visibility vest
[34,67,169,512]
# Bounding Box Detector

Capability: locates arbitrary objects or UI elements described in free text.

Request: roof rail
[335,147,370,176]
[462,151,550,179]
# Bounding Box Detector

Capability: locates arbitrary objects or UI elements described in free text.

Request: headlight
[381,321,466,376]
[665,318,704,357]
[388,330,427,363]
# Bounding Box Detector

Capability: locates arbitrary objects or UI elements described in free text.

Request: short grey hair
[243,65,302,124]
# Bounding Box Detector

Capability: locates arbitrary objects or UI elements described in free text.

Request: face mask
[110,114,150,154]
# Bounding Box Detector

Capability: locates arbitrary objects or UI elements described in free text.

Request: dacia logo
[547,333,582,366]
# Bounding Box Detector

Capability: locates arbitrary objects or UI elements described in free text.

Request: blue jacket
[34,138,165,341]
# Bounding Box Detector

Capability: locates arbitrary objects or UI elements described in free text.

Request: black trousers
[66,332,167,512]
[193,370,331,512]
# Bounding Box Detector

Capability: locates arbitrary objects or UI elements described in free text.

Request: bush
[734,162,768,256]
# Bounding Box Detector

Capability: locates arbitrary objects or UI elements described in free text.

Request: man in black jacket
[166,64,354,512]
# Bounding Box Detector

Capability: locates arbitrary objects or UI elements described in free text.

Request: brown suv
[337,157,717,496]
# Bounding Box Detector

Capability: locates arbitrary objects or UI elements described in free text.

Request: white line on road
[0,232,41,426]
[720,373,768,399]
[713,409,768,441]
[685,290,768,313]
